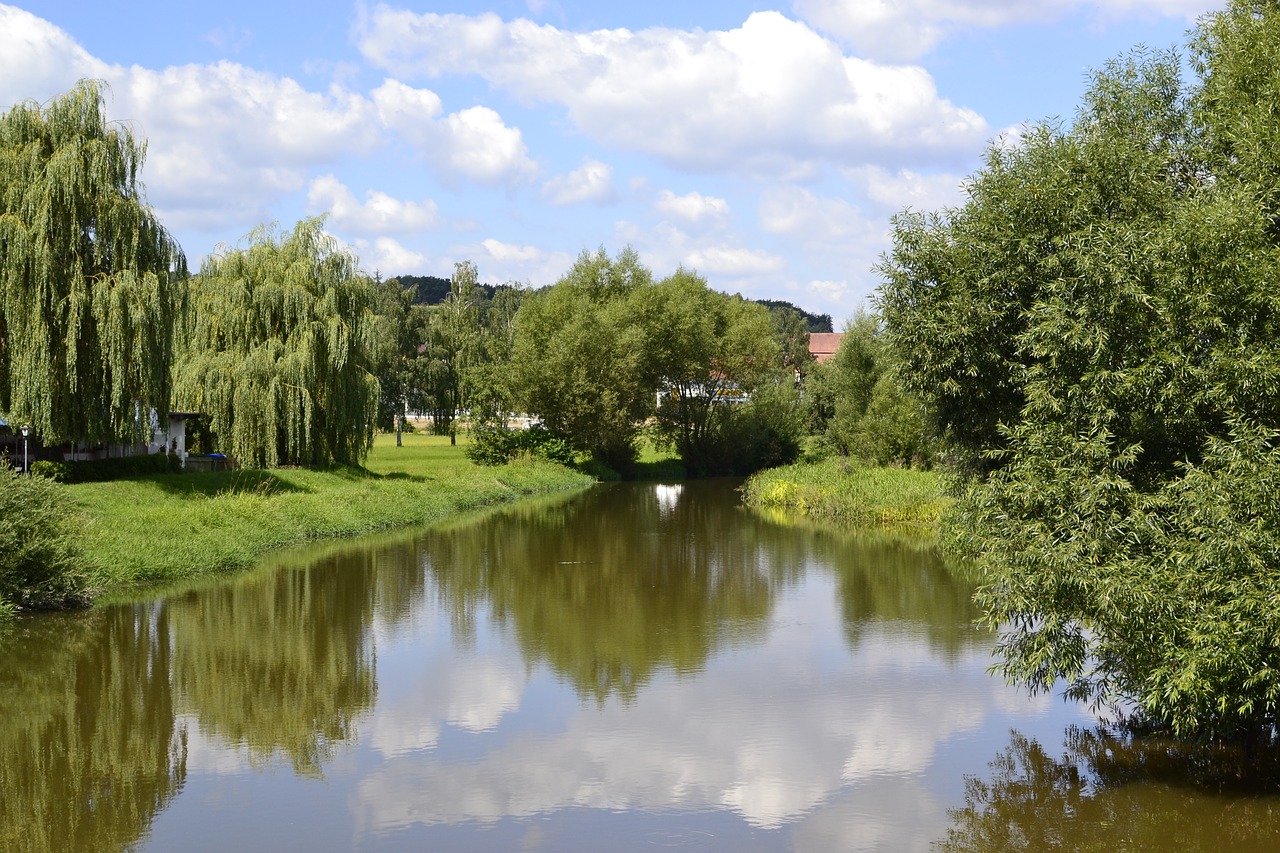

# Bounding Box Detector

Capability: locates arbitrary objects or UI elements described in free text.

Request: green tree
[369,274,429,443]
[509,247,654,470]
[0,80,186,446]
[645,269,794,476]
[806,312,933,466]
[422,261,484,444]
[878,4,1280,739]
[173,218,378,468]
[468,284,524,428]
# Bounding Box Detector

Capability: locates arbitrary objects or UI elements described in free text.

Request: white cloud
[0,5,104,105]
[445,238,573,286]
[372,79,538,187]
[842,165,966,214]
[352,236,429,276]
[684,246,786,277]
[307,174,441,235]
[541,158,617,205]
[793,0,1215,62]
[655,189,730,225]
[758,186,878,243]
[0,6,382,235]
[357,9,989,174]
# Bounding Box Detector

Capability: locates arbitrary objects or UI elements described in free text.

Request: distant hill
[390,274,513,304]
[389,274,833,333]
[754,300,833,334]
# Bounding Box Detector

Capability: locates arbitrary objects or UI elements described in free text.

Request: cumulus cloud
[842,165,966,214]
[758,186,879,243]
[307,175,441,235]
[542,158,617,205]
[371,79,538,187]
[351,236,429,277]
[0,5,104,105]
[0,6,381,235]
[446,237,574,286]
[792,0,1215,62]
[655,189,730,225]
[356,8,989,174]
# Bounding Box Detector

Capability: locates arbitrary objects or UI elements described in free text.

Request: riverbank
[69,433,594,598]
[741,457,950,529]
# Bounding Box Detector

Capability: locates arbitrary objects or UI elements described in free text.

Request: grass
[68,432,593,596]
[740,456,951,530]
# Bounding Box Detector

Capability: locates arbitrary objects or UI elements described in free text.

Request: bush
[466,425,577,467]
[0,463,85,615]
[30,452,182,483]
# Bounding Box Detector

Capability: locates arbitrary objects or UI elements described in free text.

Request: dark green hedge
[31,453,182,484]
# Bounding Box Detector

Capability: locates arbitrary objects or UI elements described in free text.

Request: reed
[741,457,950,529]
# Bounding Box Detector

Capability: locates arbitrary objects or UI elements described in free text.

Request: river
[2,480,1279,851]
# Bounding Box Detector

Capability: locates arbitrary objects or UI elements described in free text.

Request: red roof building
[808,333,844,364]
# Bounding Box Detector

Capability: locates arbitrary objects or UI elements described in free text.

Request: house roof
[808,333,844,364]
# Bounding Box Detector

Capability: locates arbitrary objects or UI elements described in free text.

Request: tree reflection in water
[421,482,784,703]
[941,727,1280,853]
[167,551,380,777]
[0,608,186,853]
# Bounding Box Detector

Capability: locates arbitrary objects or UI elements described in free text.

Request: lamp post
[20,425,29,474]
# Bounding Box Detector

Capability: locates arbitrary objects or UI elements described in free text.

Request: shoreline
[66,433,595,604]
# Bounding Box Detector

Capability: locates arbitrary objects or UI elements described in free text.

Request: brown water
[3,480,1280,852]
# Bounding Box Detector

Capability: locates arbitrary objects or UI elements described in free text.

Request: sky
[0,0,1222,323]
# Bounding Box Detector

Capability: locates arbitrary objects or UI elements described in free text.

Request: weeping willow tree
[173,218,378,467]
[0,80,186,444]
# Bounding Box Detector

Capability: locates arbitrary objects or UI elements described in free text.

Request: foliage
[172,218,379,468]
[0,464,85,614]
[807,311,934,466]
[877,2,1280,739]
[420,261,484,442]
[0,80,186,446]
[30,452,181,483]
[753,298,833,333]
[645,269,796,476]
[369,274,430,433]
[766,303,814,379]
[509,250,804,476]
[467,284,525,427]
[509,247,655,471]
[465,424,575,467]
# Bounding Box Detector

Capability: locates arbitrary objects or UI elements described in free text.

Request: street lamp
[20,425,29,474]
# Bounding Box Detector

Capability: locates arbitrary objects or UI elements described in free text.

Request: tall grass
[741,457,950,529]
[68,433,592,596]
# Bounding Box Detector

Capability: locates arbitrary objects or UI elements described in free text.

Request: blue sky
[1,0,1218,322]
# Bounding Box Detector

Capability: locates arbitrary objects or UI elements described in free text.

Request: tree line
[3,80,883,481]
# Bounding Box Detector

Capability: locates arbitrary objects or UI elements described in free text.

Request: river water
[3,480,1280,852]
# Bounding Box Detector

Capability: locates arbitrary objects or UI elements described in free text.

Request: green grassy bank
[741,457,950,529]
[70,433,593,597]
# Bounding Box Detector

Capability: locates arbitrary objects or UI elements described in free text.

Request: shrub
[466,425,576,467]
[0,463,85,614]
[30,452,182,483]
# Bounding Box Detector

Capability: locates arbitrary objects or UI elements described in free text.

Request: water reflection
[0,610,185,853]
[941,727,1280,853]
[423,482,785,702]
[167,552,379,777]
[0,481,1129,852]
